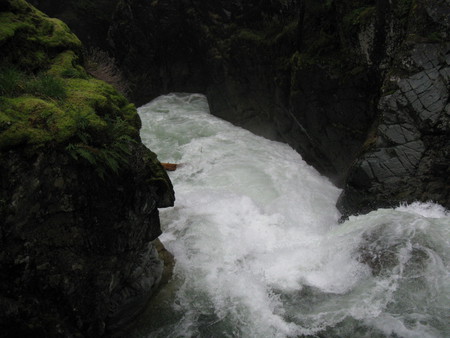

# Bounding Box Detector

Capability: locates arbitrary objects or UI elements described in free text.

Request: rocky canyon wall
[27,0,449,214]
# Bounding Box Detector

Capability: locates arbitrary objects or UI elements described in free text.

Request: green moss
[0,12,33,44]
[0,67,24,96]
[0,0,147,178]
[0,97,77,149]
[236,29,265,43]
[0,0,81,70]
[48,51,88,79]
[26,74,67,100]
[35,17,81,49]
[343,6,376,34]
[63,77,138,134]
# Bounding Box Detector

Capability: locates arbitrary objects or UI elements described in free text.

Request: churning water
[134,93,449,338]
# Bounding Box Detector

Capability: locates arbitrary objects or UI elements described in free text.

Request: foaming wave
[135,94,450,338]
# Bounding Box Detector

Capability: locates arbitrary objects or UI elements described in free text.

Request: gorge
[28,0,450,215]
[1,0,449,336]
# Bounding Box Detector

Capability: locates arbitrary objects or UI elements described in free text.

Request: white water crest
[134,93,450,338]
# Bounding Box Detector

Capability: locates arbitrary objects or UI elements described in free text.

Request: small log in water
[161,163,178,171]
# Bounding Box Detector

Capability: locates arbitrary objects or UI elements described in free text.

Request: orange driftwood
[161,162,178,171]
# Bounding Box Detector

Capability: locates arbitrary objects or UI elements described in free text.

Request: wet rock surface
[0,143,174,337]
[338,42,450,215]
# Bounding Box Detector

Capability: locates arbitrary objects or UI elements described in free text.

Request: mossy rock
[48,50,88,79]
[0,0,81,71]
[0,0,153,179]
[0,68,140,151]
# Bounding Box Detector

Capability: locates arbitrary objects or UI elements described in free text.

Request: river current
[134,93,449,338]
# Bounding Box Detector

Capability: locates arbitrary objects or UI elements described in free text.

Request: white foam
[137,93,450,338]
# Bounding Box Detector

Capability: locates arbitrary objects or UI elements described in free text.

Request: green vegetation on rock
[343,6,376,33]
[0,0,152,177]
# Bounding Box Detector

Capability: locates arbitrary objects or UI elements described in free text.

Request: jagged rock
[338,42,450,216]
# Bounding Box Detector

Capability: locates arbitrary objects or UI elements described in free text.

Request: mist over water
[135,93,449,338]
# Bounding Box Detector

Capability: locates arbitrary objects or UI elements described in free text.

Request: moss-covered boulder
[0,0,174,336]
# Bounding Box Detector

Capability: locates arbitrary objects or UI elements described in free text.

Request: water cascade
[134,93,449,338]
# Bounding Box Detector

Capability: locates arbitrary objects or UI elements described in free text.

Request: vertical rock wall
[0,145,173,337]
[338,44,450,215]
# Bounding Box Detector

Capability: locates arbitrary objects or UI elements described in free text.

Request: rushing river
[134,93,449,338]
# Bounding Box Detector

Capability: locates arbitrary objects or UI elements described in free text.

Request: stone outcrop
[0,1,174,336]
[338,42,450,215]
[0,145,172,337]
[337,0,450,215]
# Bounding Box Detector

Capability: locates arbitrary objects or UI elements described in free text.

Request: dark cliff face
[0,0,174,336]
[105,0,380,184]
[108,0,209,104]
[106,0,449,215]
[0,145,172,337]
[27,0,449,215]
[337,5,450,215]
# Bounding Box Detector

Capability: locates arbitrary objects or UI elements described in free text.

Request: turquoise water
[135,93,449,338]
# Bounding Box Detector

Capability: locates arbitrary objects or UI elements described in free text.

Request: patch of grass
[0,67,67,99]
[66,115,136,178]
[83,48,130,97]
[61,68,83,78]
[25,74,67,100]
[0,67,24,96]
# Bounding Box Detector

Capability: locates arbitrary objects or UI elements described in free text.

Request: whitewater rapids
[133,93,449,338]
